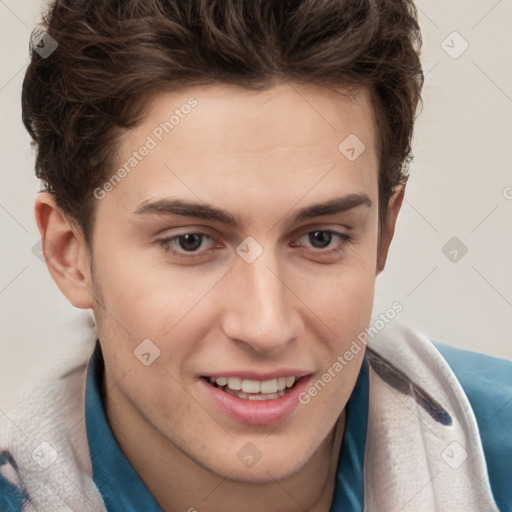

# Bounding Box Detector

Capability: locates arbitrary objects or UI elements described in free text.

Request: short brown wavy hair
[22,0,423,244]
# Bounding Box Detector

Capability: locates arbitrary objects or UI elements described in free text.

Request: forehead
[138,81,377,155]
[96,82,379,223]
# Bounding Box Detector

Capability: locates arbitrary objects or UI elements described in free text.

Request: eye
[292,230,351,256]
[306,230,335,249]
[155,228,351,263]
[156,232,216,259]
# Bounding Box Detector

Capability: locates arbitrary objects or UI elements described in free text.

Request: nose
[221,250,303,356]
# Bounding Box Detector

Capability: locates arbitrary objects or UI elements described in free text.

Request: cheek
[298,269,373,418]
[309,277,373,381]
[92,237,207,334]
[90,249,223,387]
[298,249,377,337]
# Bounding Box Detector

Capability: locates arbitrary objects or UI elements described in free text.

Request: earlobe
[376,186,405,274]
[34,192,93,309]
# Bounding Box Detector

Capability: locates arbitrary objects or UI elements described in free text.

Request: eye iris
[178,234,203,251]
[309,230,332,248]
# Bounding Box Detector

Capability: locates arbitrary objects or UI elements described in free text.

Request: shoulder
[434,342,512,413]
[0,342,97,512]
[434,342,512,511]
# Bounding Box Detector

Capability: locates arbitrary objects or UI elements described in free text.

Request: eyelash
[155,230,352,261]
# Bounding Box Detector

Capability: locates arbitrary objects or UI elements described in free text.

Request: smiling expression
[87,81,384,482]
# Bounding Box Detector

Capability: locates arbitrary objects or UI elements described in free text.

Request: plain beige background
[1,1,511,393]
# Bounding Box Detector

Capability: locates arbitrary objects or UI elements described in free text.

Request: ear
[376,185,405,274]
[34,192,93,309]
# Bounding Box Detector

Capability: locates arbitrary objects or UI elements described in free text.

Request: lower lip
[200,376,311,426]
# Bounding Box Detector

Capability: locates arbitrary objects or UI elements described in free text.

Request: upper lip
[202,370,312,380]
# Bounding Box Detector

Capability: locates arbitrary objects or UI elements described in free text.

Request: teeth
[215,376,228,386]
[227,377,242,390]
[260,379,278,394]
[241,379,260,393]
[223,387,286,400]
[210,375,297,394]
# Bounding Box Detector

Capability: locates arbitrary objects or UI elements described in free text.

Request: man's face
[89,83,381,482]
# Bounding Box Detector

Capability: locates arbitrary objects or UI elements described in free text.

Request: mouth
[199,373,311,425]
[203,375,301,400]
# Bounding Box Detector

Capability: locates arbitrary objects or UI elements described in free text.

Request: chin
[225,461,305,484]
[205,442,313,484]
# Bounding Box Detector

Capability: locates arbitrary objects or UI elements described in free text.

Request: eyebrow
[133,193,372,225]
